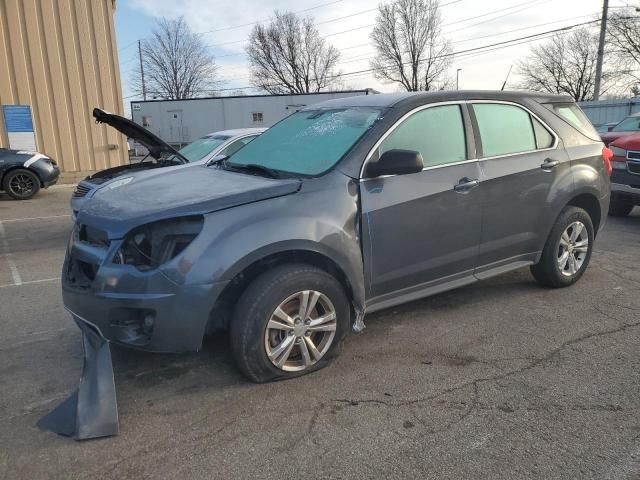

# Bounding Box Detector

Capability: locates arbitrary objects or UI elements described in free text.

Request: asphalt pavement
[1,186,639,479]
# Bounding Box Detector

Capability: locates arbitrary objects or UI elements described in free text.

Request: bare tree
[246,11,340,94]
[131,17,218,100]
[370,0,452,92]
[607,12,640,90]
[517,28,609,102]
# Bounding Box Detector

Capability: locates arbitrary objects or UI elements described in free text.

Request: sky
[114,0,634,112]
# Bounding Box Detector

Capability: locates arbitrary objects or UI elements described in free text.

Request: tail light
[602,146,613,176]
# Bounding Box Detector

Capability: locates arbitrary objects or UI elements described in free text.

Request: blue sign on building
[2,104,37,151]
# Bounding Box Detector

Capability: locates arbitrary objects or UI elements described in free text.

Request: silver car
[71,108,264,214]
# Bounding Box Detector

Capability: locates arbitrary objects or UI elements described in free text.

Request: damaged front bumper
[61,227,228,353]
[43,223,228,440]
[38,315,118,440]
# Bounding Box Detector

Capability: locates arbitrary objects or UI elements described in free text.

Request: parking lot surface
[1,187,639,479]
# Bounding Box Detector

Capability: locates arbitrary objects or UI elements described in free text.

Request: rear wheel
[608,196,634,217]
[3,169,40,200]
[230,264,350,383]
[531,206,594,288]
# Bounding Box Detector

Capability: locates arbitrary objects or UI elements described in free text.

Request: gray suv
[63,91,611,383]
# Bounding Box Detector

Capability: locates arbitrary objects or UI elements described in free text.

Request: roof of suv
[306,90,575,109]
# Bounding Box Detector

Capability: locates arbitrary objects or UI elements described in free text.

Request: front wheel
[230,264,350,383]
[3,169,40,200]
[531,206,594,288]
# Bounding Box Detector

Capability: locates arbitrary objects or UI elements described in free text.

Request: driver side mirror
[364,149,424,178]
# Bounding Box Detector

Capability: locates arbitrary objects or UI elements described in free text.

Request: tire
[608,196,634,217]
[230,263,350,383]
[2,169,40,200]
[530,206,594,288]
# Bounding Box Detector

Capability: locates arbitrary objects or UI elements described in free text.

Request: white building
[131,89,377,147]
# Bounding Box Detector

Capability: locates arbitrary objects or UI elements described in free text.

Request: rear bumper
[62,246,228,353]
[610,182,640,202]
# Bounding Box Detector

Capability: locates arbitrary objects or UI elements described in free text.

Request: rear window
[611,115,640,132]
[547,103,600,140]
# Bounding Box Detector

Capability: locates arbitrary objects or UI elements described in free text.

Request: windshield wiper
[223,161,281,178]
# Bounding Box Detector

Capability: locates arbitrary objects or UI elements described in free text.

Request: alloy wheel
[9,173,35,196]
[557,221,589,277]
[264,290,337,372]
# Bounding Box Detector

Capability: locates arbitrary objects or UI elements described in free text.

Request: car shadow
[99,210,639,400]
[108,268,542,397]
[110,331,246,394]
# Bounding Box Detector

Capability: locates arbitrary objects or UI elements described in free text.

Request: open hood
[93,108,188,164]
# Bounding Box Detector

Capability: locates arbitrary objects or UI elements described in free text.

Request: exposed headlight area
[112,215,204,271]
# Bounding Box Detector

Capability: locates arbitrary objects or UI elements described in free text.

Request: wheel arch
[1,166,44,189]
[206,246,358,334]
[566,192,602,235]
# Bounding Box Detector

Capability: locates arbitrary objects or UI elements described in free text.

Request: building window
[252,112,264,123]
[142,116,151,127]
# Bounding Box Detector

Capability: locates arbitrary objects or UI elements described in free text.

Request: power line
[333,13,601,68]
[141,18,604,97]
[317,0,462,27]
[311,8,377,25]
[197,0,345,35]
[336,18,603,80]
[118,40,139,52]
[120,0,346,53]
[322,0,548,40]
[451,12,600,44]
[442,0,546,27]
[445,0,552,34]
[204,0,465,50]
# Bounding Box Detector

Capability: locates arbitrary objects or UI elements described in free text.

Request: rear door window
[472,103,536,157]
[378,104,467,168]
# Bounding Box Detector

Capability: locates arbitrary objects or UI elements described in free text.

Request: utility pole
[138,40,147,101]
[594,0,609,101]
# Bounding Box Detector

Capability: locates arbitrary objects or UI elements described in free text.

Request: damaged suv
[63,91,610,383]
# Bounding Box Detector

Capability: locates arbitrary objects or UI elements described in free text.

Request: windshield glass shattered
[226,108,382,176]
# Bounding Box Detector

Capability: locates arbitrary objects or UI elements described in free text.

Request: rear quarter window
[546,103,600,141]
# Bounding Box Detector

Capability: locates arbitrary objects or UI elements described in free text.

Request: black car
[0,148,60,199]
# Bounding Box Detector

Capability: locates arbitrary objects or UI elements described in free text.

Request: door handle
[454,177,479,193]
[540,159,559,171]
